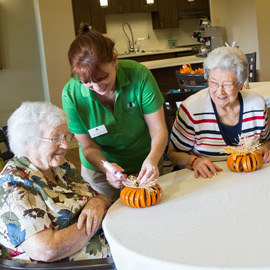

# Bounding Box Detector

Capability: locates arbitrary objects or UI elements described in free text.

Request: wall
[37,0,75,108]
[209,0,261,79]
[255,0,270,81]
[105,13,200,54]
[0,0,44,126]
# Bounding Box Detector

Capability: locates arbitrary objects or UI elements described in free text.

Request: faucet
[122,21,135,54]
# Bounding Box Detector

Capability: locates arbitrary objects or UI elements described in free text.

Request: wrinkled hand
[105,163,126,189]
[259,145,270,163]
[77,197,106,236]
[137,159,159,183]
[193,157,223,178]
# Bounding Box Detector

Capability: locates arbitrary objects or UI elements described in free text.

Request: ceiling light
[146,0,154,4]
[100,0,108,7]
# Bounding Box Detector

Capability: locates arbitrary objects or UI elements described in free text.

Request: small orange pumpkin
[225,135,263,172]
[120,183,163,208]
[227,151,263,172]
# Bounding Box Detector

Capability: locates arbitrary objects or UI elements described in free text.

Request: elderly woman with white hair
[167,46,270,178]
[0,101,111,263]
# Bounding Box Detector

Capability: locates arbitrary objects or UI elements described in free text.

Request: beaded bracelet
[190,155,202,170]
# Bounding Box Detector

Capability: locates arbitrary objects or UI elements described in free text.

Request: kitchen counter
[141,55,205,70]
[117,47,197,59]
[138,55,205,93]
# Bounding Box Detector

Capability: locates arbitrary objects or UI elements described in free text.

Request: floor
[65,147,173,175]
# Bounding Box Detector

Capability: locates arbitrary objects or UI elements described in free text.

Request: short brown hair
[68,23,115,83]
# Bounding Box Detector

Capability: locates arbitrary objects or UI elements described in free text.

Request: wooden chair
[0,256,116,270]
[162,90,200,167]
[245,52,256,82]
[0,126,14,162]
[175,71,208,93]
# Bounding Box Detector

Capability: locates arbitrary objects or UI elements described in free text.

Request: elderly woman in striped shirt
[167,46,270,178]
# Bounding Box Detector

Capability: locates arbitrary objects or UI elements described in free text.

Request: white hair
[8,101,68,157]
[203,46,248,84]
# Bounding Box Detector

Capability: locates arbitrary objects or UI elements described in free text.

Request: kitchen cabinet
[141,0,158,12]
[72,0,106,34]
[151,0,179,29]
[104,0,158,14]
[181,0,209,10]
[178,0,210,18]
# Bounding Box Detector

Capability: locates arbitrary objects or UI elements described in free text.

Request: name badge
[88,125,108,138]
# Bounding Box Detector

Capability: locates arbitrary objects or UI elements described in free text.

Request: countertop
[140,55,206,70]
[117,47,197,59]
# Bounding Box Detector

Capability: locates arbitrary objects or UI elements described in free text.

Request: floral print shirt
[0,157,111,262]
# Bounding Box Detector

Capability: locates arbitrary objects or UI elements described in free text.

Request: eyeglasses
[38,132,74,145]
[208,81,240,91]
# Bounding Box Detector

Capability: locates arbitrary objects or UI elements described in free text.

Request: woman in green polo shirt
[62,24,168,201]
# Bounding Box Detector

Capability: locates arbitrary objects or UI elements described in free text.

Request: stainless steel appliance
[192,26,223,57]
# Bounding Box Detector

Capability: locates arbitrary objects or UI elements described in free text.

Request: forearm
[20,223,94,262]
[95,194,111,210]
[167,143,195,169]
[75,133,108,173]
[146,128,168,164]
[82,147,107,172]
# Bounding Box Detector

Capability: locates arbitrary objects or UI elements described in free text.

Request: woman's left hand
[137,159,159,183]
[259,144,270,163]
[77,197,107,236]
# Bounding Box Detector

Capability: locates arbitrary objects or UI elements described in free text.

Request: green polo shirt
[62,60,164,173]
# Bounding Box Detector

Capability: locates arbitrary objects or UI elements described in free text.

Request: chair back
[245,52,256,82]
[163,91,198,134]
[175,71,208,93]
[0,256,116,270]
[162,90,199,166]
[0,126,14,162]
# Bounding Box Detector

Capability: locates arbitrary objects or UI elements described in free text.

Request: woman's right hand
[77,197,107,236]
[192,157,223,178]
[105,163,126,189]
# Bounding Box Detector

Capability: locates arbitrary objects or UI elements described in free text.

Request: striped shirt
[171,88,270,161]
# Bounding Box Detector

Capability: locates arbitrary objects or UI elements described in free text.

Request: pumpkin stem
[122,175,158,192]
[225,134,261,156]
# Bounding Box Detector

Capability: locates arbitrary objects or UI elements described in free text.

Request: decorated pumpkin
[120,176,163,208]
[225,135,263,172]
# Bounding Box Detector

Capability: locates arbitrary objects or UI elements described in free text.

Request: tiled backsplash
[104,13,200,54]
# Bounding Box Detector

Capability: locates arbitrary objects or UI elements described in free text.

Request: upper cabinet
[151,0,179,29]
[71,0,210,33]
[72,0,107,34]
[178,0,210,18]
[104,0,158,14]
[181,0,209,10]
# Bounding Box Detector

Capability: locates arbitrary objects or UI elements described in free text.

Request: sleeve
[170,103,196,152]
[62,81,87,134]
[139,65,165,114]
[0,174,52,248]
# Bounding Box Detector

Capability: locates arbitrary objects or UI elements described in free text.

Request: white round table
[103,161,270,270]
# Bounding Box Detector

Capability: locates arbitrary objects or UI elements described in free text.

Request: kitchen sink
[118,50,165,56]
[140,50,165,53]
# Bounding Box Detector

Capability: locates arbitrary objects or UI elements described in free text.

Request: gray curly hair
[8,101,68,157]
[203,46,248,84]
